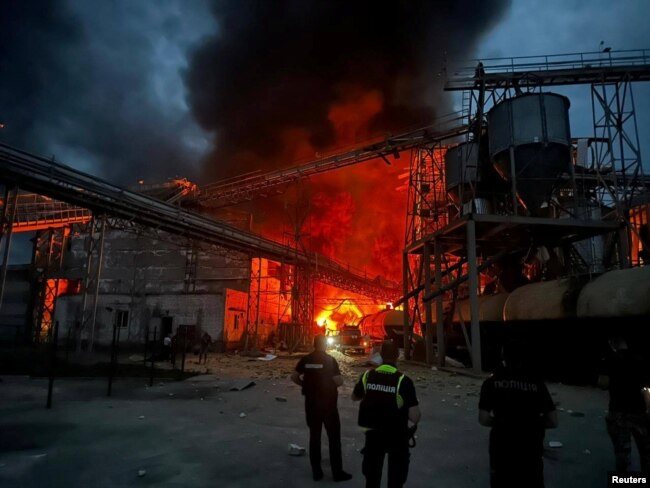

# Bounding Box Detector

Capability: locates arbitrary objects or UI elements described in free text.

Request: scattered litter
[455,385,462,389]
[275,396,288,402]
[441,399,446,403]
[453,403,460,407]
[583,449,591,455]
[558,407,565,412]
[257,354,277,361]
[239,412,247,418]
[138,470,146,477]
[548,441,563,448]
[567,409,573,414]
[31,453,47,459]
[431,366,438,371]
[288,443,306,456]
[230,380,256,391]
[138,415,145,420]
[168,393,174,397]
[570,411,585,417]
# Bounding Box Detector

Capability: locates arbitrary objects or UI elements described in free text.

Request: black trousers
[362,430,410,488]
[489,433,544,488]
[306,404,343,476]
[606,411,650,473]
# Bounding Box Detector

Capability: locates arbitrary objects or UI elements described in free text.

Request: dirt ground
[0,350,639,487]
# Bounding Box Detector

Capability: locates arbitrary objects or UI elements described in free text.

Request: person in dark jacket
[478,340,558,488]
[291,335,352,482]
[598,335,650,473]
[352,340,420,488]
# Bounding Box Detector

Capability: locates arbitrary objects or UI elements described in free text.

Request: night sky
[2,0,650,267]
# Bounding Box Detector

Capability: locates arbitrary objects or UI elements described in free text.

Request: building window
[116,310,129,329]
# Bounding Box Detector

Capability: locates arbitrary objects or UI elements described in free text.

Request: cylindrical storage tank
[359,310,404,341]
[454,293,509,322]
[488,93,572,213]
[445,142,480,204]
[503,279,574,321]
[577,267,650,317]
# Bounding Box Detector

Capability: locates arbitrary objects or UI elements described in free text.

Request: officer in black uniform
[352,340,420,488]
[598,335,650,473]
[478,341,557,488]
[291,335,352,482]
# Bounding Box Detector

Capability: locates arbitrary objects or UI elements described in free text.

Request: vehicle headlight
[327,337,334,345]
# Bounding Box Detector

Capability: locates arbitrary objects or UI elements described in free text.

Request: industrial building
[1,49,649,372]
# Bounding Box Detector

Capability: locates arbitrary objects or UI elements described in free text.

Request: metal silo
[445,142,480,204]
[488,93,572,213]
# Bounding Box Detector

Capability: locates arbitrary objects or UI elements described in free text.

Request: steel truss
[399,49,650,371]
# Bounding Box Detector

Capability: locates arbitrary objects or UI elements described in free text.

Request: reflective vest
[358,364,407,431]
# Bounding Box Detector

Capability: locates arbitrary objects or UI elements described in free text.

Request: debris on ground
[275,396,287,402]
[288,443,306,456]
[257,354,277,361]
[548,441,563,448]
[137,470,146,477]
[229,380,256,391]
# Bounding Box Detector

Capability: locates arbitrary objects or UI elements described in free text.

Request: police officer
[478,340,557,488]
[598,335,650,473]
[352,340,420,488]
[291,335,352,482]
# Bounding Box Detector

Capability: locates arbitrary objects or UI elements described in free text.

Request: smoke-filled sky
[2,0,650,278]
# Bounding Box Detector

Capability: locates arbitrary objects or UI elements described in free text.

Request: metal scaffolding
[399,49,650,371]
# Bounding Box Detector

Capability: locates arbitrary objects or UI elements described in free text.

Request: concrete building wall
[52,227,251,348]
[55,293,226,348]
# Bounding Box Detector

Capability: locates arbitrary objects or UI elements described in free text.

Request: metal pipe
[149,327,156,387]
[253,256,262,352]
[89,216,106,351]
[181,327,187,373]
[46,320,60,409]
[509,146,518,214]
[0,187,18,313]
[402,252,411,360]
[466,218,482,372]
[434,239,445,367]
[423,243,433,365]
[107,314,117,397]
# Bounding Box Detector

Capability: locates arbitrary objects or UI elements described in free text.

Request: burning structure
[2,48,650,372]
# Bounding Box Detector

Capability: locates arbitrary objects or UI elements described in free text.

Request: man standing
[598,335,650,473]
[291,335,352,482]
[352,340,420,488]
[478,341,557,488]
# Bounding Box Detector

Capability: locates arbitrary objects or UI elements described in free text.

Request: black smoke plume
[186,0,511,180]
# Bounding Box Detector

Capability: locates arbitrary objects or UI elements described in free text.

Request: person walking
[598,335,650,474]
[478,340,558,488]
[291,335,352,482]
[352,340,420,488]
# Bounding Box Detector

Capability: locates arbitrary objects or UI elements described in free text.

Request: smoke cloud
[0,0,213,184]
[187,0,511,180]
[186,0,511,281]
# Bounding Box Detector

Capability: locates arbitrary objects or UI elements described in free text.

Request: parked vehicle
[329,326,369,355]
